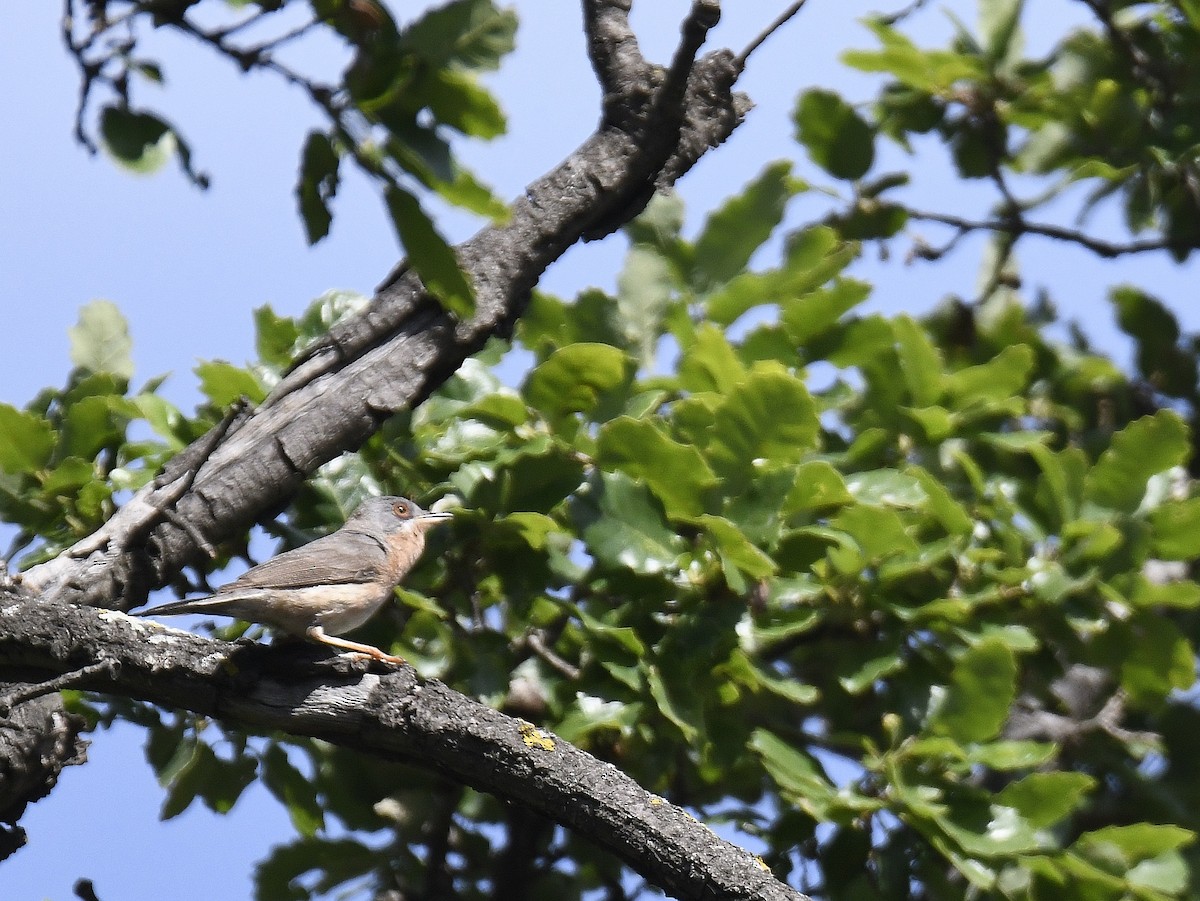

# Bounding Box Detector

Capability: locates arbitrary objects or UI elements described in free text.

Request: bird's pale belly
[216,583,390,636]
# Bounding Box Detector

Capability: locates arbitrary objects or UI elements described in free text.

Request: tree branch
[24,2,750,613]
[0,594,804,901]
[904,206,1191,259]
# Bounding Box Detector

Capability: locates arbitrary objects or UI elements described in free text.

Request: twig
[734,0,809,71]
[0,660,119,717]
[73,879,103,901]
[904,206,1191,258]
[525,631,582,680]
[877,0,931,27]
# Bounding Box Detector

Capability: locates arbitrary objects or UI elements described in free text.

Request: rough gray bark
[0,691,86,858]
[0,2,801,897]
[0,594,804,901]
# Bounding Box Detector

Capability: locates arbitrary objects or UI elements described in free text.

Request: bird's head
[349,495,453,537]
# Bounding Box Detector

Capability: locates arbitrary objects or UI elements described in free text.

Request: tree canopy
[4,1,1200,900]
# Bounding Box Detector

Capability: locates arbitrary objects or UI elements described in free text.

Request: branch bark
[0,594,804,901]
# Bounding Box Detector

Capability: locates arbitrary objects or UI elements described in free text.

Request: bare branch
[904,206,1192,259]
[0,661,118,716]
[735,0,809,71]
[0,595,805,901]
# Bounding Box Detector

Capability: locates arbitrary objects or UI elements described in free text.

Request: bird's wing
[222,529,387,592]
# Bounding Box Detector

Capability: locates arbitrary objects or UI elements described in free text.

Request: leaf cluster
[39,166,1200,898]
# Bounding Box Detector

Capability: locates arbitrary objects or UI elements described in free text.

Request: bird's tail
[134,596,222,617]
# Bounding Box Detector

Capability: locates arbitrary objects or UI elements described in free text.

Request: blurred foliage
[71,0,517,316]
[797,0,1200,260]
[15,0,1200,899]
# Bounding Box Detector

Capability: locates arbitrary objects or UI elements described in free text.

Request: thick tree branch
[23,2,749,614]
[0,594,804,901]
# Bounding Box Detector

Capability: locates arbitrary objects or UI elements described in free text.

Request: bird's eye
[392,501,410,518]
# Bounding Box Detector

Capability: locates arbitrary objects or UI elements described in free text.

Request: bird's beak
[416,510,454,530]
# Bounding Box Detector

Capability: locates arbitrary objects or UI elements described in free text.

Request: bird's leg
[306,625,407,666]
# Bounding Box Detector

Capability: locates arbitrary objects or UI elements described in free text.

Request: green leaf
[0,404,54,474]
[616,246,675,367]
[780,278,871,346]
[793,89,875,180]
[678,324,746,394]
[645,663,700,742]
[160,742,256,820]
[69,300,134,379]
[1073,824,1195,871]
[492,512,560,550]
[693,514,777,579]
[1117,614,1195,706]
[195,360,266,407]
[829,505,918,559]
[582,472,684,575]
[749,729,870,821]
[256,837,379,901]
[296,131,340,245]
[728,651,819,704]
[692,161,796,290]
[944,345,1034,406]
[707,226,856,327]
[997,772,1095,829]
[707,365,819,478]
[99,106,175,175]
[525,344,631,425]
[133,393,186,447]
[1129,576,1200,610]
[1149,498,1200,559]
[254,305,300,370]
[931,639,1017,743]
[569,604,646,657]
[845,469,928,508]
[837,649,905,694]
[400,0,517,71]
[42,457,98,496]
[893,316,943,406]
[967,741,1056,770]
[783,461,854,512]
[385,186,475,318]
[1112,286,1197,397]
[427,68,507,138]
[62,394,133,461]
[1129,851,1189,894]
[452,441,584,515]
[597,416,716,518]
[1085,412,1190,514]
[979,0,1024,66]
[261,744,324,837]
[910,467,974,535]
[844,22,983,92]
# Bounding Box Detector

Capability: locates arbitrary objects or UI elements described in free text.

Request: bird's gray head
[346,495,453,536]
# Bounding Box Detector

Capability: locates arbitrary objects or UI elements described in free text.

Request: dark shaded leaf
[385,186,475,318]
[295,131,340,245]
[794,89,875,180]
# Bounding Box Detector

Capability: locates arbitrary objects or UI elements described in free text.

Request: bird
[136,495,452,664]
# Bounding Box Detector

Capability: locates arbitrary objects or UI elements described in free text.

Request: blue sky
[3,2,1199,898]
